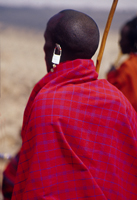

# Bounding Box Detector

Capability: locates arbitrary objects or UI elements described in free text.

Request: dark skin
[43,17,57,73]
[43,13,71,73]
[108,25,132,72]
[108,17,137,73]
[119,25,136,54]
[43,10,99,73]
[43,28,55,73]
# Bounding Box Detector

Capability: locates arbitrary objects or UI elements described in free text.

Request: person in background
[12,10,137,200]
[2,128,21,200]
[107,16,137,112]
[2,152,20,200]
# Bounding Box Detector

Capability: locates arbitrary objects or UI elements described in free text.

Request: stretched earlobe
[51,43,62,72]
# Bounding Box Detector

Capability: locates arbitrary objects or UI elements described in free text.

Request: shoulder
[120,54,137,69]
[98,79,135,110]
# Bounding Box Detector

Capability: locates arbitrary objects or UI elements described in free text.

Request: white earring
[51,44,62,72]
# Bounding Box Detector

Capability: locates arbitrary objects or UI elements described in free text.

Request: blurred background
[0,0,137,199]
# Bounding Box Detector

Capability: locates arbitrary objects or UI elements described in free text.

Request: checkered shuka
[12,59,137,200]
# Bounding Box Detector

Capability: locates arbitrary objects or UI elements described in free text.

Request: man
[107,16,137,112]
[12,10,137,200]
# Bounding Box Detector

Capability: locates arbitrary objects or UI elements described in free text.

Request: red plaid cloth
[12,59,137,200]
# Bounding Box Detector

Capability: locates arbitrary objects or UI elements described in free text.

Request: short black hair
[47,9,100,59]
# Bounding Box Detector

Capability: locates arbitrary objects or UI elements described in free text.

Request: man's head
[119,16,137,54]
[43,9,100,72]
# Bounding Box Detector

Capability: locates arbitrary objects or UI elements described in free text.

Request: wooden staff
[96,0,119,73]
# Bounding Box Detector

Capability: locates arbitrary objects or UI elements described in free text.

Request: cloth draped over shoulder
[12,59,137,200]
[107,53,137,112]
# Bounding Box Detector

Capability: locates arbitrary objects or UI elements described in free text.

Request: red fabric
[107,54,137,112]
[12,59,137,200]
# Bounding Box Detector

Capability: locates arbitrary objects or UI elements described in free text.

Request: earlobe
[51,44,62,72]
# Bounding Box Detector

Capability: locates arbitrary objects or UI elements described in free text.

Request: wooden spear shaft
[96,0,118,73]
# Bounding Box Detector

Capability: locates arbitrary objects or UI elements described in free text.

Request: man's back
[12,59,137,200]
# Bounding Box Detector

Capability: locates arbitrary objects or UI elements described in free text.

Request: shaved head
[44,9,100,72]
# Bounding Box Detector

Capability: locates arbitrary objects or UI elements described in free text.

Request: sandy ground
[0,23,46,198]
[0,21,127,199]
